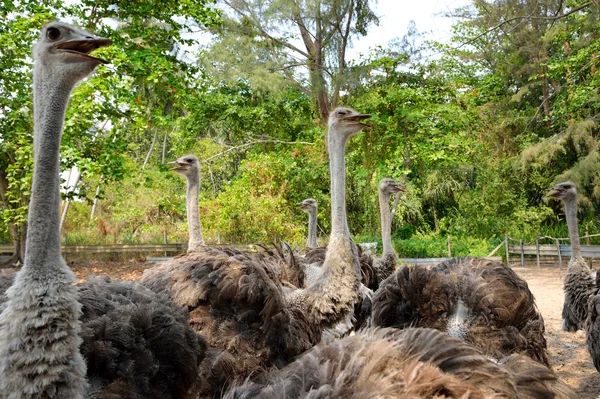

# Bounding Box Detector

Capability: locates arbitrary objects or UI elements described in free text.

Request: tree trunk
[60,171,81,233]
[0,170,26,267]
[141,128,158,174]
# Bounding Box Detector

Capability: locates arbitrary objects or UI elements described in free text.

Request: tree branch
[201,139,313,163]
[453,1,594,50]
[223,0,311,58]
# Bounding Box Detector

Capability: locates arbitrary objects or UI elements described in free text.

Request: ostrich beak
[546,185,564,198]
[343,113,372,127]
[168,160,188,172]
[55,37,113,64]
[393,183,405,192]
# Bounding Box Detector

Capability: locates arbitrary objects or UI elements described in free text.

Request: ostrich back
[223,327,573,399]
[140,247,319,397]
[78,276,205,399]
[372,257,549,366]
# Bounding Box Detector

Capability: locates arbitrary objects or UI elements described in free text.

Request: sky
[347,0,471,61]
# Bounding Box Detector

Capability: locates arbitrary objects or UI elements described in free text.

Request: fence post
[556,238,563,268]
[447,235,451,257]
[587,230,592,268]
[505,235,509,265]
[163,230,167,257]
[536,237,540,268]
[520,240,524,267]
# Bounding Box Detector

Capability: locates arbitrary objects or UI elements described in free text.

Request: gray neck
[24,63,74,267]
[564,196,581,259]
[329,133,349,236]
[379,190,395,258]
[186,171,205,251]
[307,209,317,249]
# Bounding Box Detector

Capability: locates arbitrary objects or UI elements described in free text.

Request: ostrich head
[379,178,404,196]
[326,107,371,149]
[33,22,111,84]
[169,154,200,178]
[547,181,578,201]
[298,198,317,213]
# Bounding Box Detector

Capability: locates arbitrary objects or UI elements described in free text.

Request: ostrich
[547,181,595,332]
[373,177,404,284]
[223,327,575,399]
[372,256,549,366]
[169,154,205,252]
[0,22,111,398]
[298,198,318,249]
[141,106,369,394]
[547,182,600,372]
[0,23,205,399]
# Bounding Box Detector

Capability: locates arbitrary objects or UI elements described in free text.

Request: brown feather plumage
[223,327,573,399]
[372,258,549,366]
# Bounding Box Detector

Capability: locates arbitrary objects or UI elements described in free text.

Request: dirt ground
[512,266,600,398]
[67,260,600,397]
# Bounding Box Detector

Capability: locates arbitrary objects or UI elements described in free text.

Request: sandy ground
[513,267,600,398]
[66,260,600,396]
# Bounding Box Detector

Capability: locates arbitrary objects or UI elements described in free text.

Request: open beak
[168,160,188,172]
[546,186,564,198]
[393,183,405,193]
[54,37,112,64]
[342,113,372,127]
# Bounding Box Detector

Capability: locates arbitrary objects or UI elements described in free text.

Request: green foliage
[202,146,329,244]
[6,0,600,255]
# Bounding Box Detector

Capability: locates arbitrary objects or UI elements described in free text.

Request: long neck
[300,131,360,330]
[186,171,205,251]
[24,64,73,268]
[379,190,395,257]
[307,209,317,249]
[564,196,581,260]
[329,135,349,236]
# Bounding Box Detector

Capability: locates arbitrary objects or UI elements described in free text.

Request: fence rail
[400,257,502,265]
[0,243,256,256]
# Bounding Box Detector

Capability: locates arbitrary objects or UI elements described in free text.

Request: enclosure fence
[500,234,600,268]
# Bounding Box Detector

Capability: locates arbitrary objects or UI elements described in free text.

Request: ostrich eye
[47,27,61,40]
[185,158,192,163]
[337,110,346,116]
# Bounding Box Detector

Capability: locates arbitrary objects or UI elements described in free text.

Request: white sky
[347,0,471,61]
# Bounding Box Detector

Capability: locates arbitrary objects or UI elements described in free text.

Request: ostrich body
[548,182,600,372]
[0,23,111,399]
[299,198,318,249]
[548,182,595,332]
[223,327,574,399]
[372,257,549,366]
[141,107,369,394]
[374,178,403,285]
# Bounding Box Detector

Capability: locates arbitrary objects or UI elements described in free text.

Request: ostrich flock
[1,21,599,399]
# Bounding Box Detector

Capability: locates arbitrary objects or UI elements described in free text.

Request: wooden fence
[503,235,600,268]
[1,235,598,268]
[0,243,255,257]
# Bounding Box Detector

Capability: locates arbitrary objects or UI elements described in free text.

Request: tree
[207,0,378,122]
